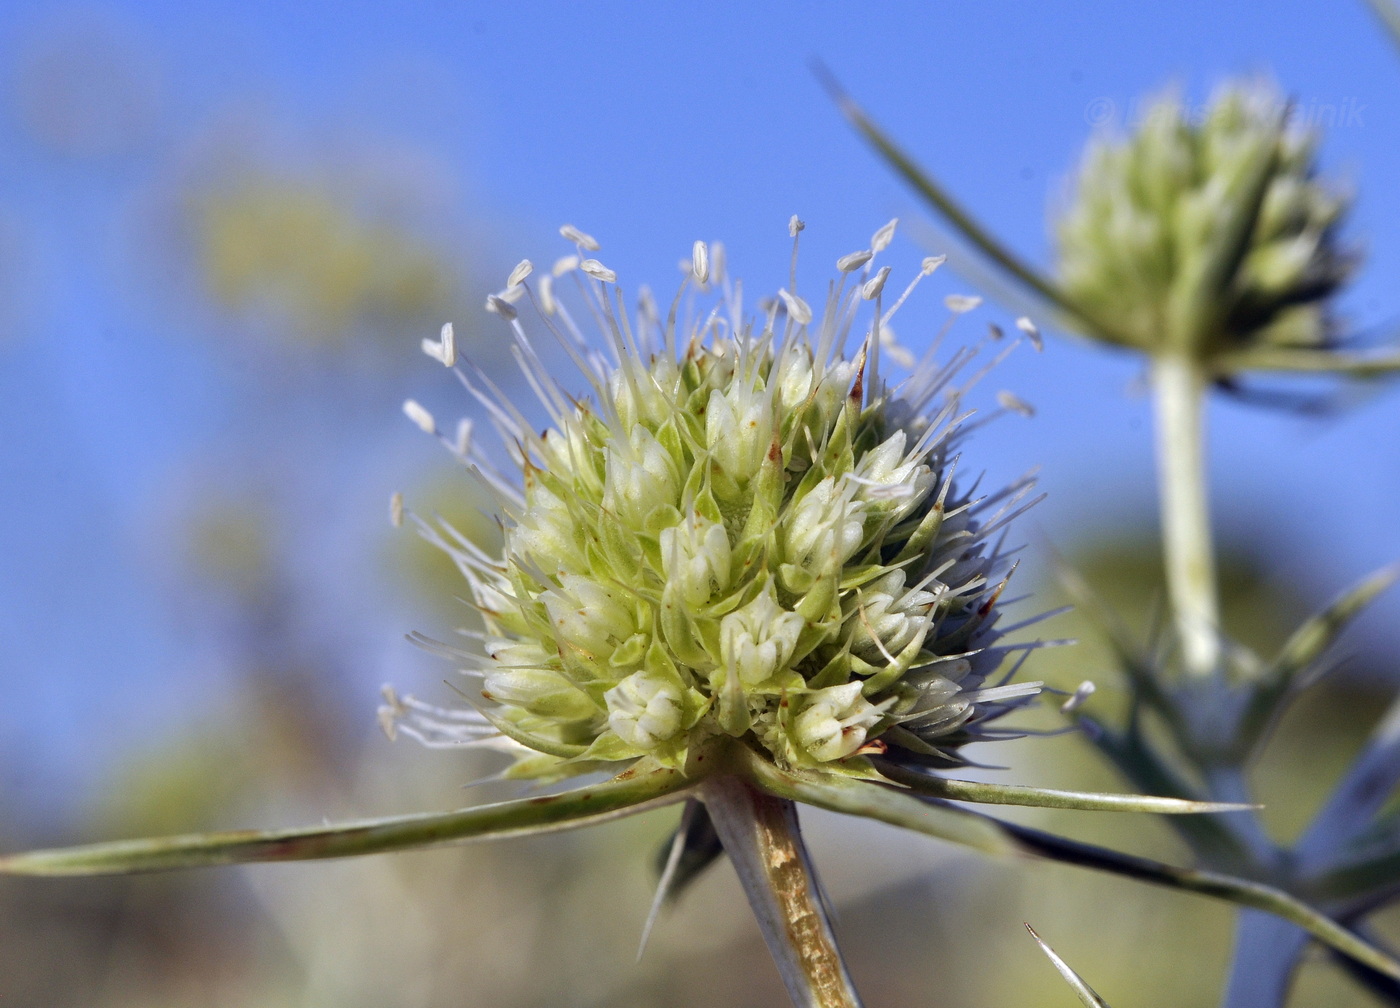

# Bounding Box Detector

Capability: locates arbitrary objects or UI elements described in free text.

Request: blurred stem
[1220,910,1308,1008]
[700,776,861,1008]
[1152,354,1220,677]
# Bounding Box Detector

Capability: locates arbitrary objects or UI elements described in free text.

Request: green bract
[390,221,1039,781]
[1056,82,1353,360]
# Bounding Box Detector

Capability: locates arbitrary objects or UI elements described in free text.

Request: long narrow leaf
[749,756,1400,983]
[0,766,692,876]
[874,761,1254,814]
[1214,346,1400,377]
[1026,925,1112,1007]
[740,752,1016,858]
[982,812,1400,982]
[817,68,1119,342]
[1240,564,1399,754]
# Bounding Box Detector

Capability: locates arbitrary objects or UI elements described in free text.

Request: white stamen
[692,241,709,284]
[440,322,457,365]
[871,219,898,253]
[944,294,983,314]
[709,242,726,284]
[922,254,946,275]
[560,224,600,251]
[455,418,474,456]
[996,390,1035,417]
[553,255,580,277]
[788,215,805,236]
[420,337,448,365]
[879,329,916,369]
[390,491,404,528]
[837,250,874,273]
[486,294,518,320]
[777,288,812,326]
[1060,680,1096,714]
[1016,316,1044,351]
[403,399,436,434]
[861,265,892,301]
[507,259,534,288]
[580,258,617,283]
[538,274,557,315]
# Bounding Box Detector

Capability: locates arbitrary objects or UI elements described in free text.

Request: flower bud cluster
[1056,82,1352,360]
[406,224,1038,779]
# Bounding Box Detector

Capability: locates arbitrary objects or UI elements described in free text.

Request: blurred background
[2,2,1400,1005]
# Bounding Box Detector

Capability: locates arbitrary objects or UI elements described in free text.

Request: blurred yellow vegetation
[189,174,454,348]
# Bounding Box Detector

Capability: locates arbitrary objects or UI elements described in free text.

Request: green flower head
[388,219,1040,781]
[1056,81,1353,361]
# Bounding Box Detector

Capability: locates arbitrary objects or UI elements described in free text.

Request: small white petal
[1016,315,1044,351]
[921,254,947,275]
[871,218,898,252]
[788,215,805,236]
[996,390,1035,417]
[837,250,874,273]
[507,259,534,288]
[580,258,617,283]
[403,399,436,434]
[692,240,709,284]
[389,491,404,528]
[777,288,813,326]
[861,265,892,301]
[485,294,518,320]
[944,294,983,314]
[559,224,600,251]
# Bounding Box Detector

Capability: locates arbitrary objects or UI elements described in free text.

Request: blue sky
[3,1,1400,809]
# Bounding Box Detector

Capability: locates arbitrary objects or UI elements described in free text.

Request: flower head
[1056,81,1353,360]
[390,221,1039,780]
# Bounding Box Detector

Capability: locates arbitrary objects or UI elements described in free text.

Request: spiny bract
[387,220,1039,781]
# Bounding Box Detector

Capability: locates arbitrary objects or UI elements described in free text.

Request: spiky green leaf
[0,766,692,877]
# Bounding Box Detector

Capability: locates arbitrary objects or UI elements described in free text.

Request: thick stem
[1152,354,1221,677]
[699,775,862,1008]
[1219,909,1309,1008]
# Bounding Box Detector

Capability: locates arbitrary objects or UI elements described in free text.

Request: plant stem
[699,775,862,1008]
[1152,354,1220,677]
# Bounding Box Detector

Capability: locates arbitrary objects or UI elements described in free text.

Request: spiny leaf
[816,65,1118,343]
[1240,564,1399,753]
[1026,925,1112,1007]
[741,750,1017,857]
[751,755,1400,982]
[981,811,1400,983]
[0,766,692,877]
[874,761,1255,814]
